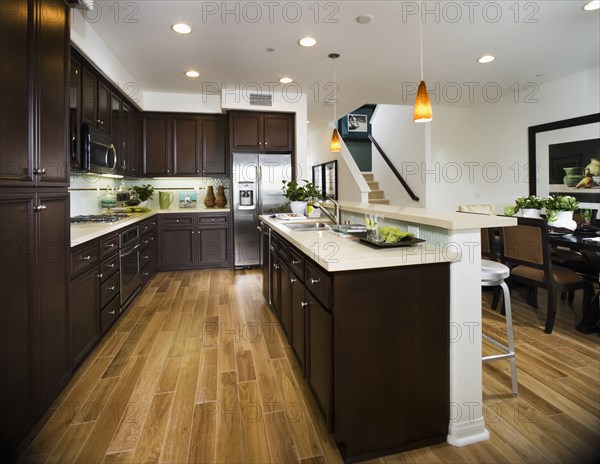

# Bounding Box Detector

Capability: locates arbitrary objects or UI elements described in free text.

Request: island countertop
[260,215,460,272]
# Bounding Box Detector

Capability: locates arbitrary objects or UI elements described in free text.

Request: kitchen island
[260,205,516,462]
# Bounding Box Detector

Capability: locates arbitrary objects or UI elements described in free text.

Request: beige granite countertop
[71,208,230,247]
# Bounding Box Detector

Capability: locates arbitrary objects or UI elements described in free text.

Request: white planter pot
[547,210,577,231]
[289,201,307,216]
[520,208,541,218]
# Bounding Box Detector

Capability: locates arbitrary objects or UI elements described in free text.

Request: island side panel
[332,262,450,462]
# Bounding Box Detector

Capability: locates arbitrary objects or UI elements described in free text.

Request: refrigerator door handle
[256,164,262,214]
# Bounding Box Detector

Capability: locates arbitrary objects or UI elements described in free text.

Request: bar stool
[481,259,518,396]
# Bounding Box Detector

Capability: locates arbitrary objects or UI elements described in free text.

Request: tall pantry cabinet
[0,0,71,458]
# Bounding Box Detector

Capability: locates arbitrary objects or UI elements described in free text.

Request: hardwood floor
[18,270,600,464]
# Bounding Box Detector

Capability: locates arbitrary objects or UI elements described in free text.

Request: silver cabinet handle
[33,167,46,176]
[301,302,308,308]
[142,255,149,259]
[291,259,300,265]
[290,278,297,283]
[176,220,179,223]
[310,278,320,285]
[107,243,115,248]
[33,204,47,212]
[273,263,280,269]
[108,263,115,268]
[108,310,116,315]
[143,272,149,276]
[97,273,103,278]
[81,255,92,261]
[107,286,116,291]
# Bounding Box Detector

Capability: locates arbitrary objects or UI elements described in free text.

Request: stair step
[368,190,385,199]
[367,181,379,190]
[368,199,390,205]
[362,172,374,182]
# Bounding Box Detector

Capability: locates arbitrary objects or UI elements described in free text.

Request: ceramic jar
[547,210,577,231]
[215,186,227,208]
[520,208,541,219]
[204,186,216,207]
[563,167,584,187]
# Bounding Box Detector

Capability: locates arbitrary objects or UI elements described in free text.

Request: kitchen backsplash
[69,173,230,216]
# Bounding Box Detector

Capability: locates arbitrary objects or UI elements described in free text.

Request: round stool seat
[481,259,510,281]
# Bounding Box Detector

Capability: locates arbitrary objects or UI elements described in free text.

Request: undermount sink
[284,222,332,231]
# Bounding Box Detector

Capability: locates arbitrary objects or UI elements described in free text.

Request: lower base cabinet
[69,264,100,368]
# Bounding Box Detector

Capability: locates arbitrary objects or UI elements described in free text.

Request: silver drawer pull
[107,286,116,291]
[291,259,300,265]
[143,272,149,276]
[143,255,149,259]
[97,273,103,279]
[301,302,308,308]
[33,167,46,176]
[107,243,115,248]
[108,310,116,315]
[81,255,92,261]
[108,263,115,268]
[290,278,298,283]
[273,263,280,269]
[33,204,47,212]
[310,278,320,285]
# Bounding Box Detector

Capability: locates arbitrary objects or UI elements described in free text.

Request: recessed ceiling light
[477,55,495,64]
[185,70,200,78]
[356,14,374,24]
[172,23,192,34]
[298,37,316,47]
[279,77,293,84]
[306,120,310,124]
[583,0,599,11]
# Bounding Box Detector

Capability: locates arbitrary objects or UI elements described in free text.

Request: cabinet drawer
[140,247,151,269]
[305,261,331,308]
[100,234,119,258]
[289,247,304,280]
[140,218,157,236]
[100,272,120,309]
[198,214,228,224]
[71,244,100,276]
[100,295,120,334]
[141,231,156,247]
[271,233,289,261]
[100,253,120,281]
[141,262,151,286]
[162,215,193,227]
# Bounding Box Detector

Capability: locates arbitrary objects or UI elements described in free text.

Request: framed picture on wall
[347,114,368,132]
[338,105,375,141]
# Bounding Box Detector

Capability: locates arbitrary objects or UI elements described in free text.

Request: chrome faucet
[314,199,341,225]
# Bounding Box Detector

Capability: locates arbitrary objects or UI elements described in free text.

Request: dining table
[549,227,600,333]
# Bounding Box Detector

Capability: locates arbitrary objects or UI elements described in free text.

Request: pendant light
[414,18,432,122]
[329,53,341,152]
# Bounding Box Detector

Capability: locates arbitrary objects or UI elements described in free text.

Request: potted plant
[282,180,323,215]
[544,195,579,230]
[131,184,154,206]
[514,195,544,218]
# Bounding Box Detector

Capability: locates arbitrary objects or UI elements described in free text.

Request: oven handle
[121,242,141,258]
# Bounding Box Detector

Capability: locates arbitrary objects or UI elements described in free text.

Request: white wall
[143,92,222,113]
[370,105,427,207]
[428,67,600,212]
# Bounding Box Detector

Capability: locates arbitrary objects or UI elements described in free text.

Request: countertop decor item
[204,186,216,207]
[282,179,323,216]
[514,195,544,213]
[215,185,227,208]
[159,191,174,209]
[545,195,579,231]
[131,184,154,202]
[180,191,197,208]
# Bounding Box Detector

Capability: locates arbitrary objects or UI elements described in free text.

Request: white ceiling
[85,1,599,125]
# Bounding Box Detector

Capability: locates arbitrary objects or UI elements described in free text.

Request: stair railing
[367,134,420,202]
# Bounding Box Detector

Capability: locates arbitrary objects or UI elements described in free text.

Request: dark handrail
[367,134,420,202]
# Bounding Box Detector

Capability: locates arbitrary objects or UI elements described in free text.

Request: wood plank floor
[18,269,600,464]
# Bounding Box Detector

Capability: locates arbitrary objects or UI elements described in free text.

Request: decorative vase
[520,208,541,219]
[139,200,148,208]
[215,186,227,208]
[204,186,216,208]
[547,210,577,231]
[289,201,307,216]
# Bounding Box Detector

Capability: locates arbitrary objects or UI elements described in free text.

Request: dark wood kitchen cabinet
[159,213,231,270]
[110,93,122,163]
[143,113,227,177]
[0,0,70,187]
[229,111,294,152]
[0,190,70,456]
[81,67,111,133]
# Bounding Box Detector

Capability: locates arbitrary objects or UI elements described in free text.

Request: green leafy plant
[131,184,154,201]
[281,180,323,201]
[543,195,579,212]
[514,195,544,213]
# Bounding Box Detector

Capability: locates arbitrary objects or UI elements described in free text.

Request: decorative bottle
[215,186,227,208]
[204,186,216,207]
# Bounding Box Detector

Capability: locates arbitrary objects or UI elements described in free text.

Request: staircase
[363,173,390,205]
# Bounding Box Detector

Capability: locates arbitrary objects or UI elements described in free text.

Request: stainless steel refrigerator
[233,153,293,267]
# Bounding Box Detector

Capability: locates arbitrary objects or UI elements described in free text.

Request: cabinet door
[121,103,131,173]
[270,252,281,318]
[264,113,293,151]
[161,227,195,267]
[129,109,140,177]
[97,81,111,132]
[35,191,69,405]
[231,112,263,149]
[69,265,100,369]
[279,263,292,338]
[306,293,332,426]
[69,59,82,170]
[203,116,227,175]
[290,280,306,374]
[198,227,228,265]
[143,115,171,177]
[81,67,97,127]
[0,0,32,184]
[37,0,69,186]
[173,116,200,176]
[0,192,34,448]
[110,94,121,170]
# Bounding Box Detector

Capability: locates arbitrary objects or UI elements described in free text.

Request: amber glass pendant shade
[414,80,432,123]
[330,128,341,152]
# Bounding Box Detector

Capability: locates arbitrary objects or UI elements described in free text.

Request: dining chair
[500,217,593,334]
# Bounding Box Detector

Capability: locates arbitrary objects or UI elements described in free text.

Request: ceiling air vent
[249,94,273,107]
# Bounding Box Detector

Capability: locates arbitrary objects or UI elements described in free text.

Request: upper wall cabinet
[81,68,111,133]
[142,113,228,177]
[0,0,70,187]
[229,111,294,152]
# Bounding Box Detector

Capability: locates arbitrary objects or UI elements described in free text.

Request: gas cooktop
[70,214,130,224]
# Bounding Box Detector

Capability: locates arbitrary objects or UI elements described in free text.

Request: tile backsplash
[69,173,230,215]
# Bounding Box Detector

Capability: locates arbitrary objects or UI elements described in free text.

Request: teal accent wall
[345,141,372,172]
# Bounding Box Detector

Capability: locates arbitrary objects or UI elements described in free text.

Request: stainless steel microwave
[81,124,117,173]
